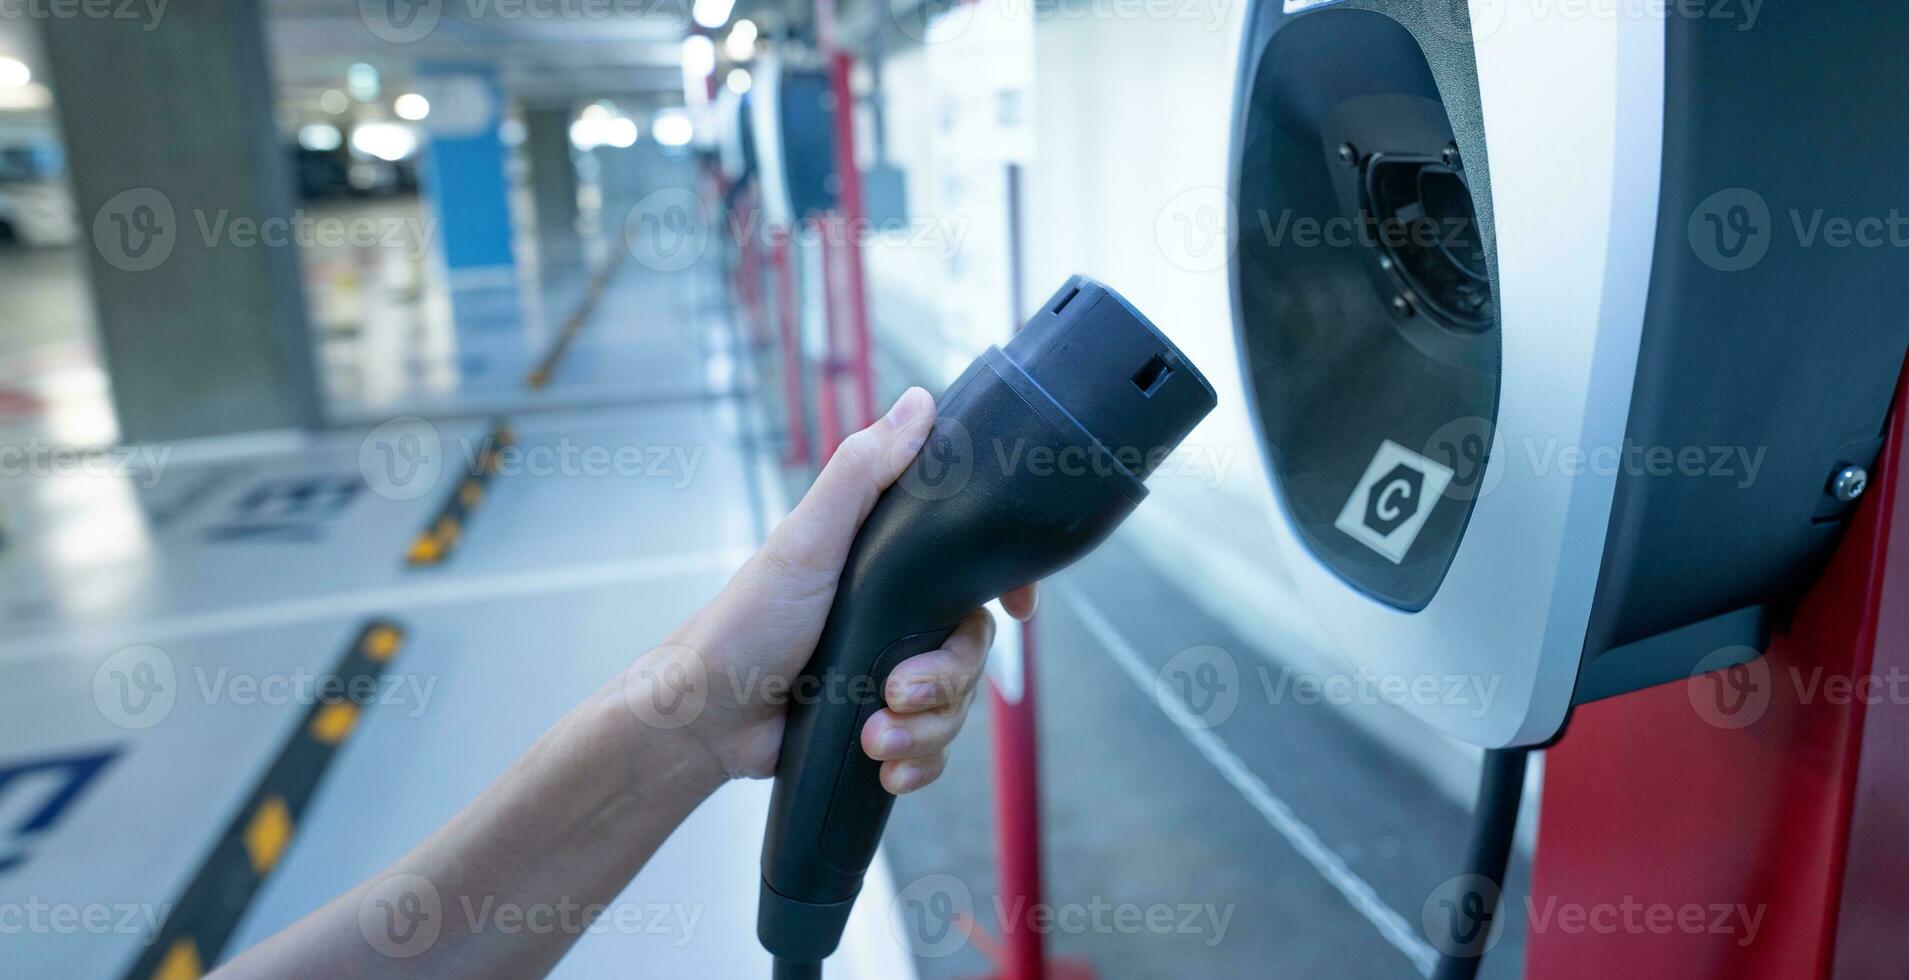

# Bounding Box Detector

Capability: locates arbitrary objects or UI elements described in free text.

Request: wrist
[621,633,796,783]
[602,646,733,800]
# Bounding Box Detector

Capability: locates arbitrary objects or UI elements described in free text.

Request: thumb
[757,387,936,578]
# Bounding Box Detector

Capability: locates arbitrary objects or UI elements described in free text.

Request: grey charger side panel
[1575,0,1909,699]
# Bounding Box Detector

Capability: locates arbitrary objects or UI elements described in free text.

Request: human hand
[625,387,1037,794]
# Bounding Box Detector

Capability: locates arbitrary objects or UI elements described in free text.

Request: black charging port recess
[1052,286,1081,314]
[1132,354,1173,397]
[1363,154,1492,331]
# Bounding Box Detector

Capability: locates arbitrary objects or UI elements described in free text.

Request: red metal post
[770,234,810,467]
[824,50,878,428]
[1829,466,1909,972]
[990,635,1048,980]
[1527,361,1909,978]
[734,194,768,350]
[815,213,844,460]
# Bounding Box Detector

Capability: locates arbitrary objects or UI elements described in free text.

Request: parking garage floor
[0,225,1527,978]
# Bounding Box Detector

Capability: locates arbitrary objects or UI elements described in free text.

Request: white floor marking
[1058,581,1440,977]
[0,548,753,658]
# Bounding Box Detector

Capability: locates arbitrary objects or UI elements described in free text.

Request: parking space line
[525,250,625,391]
[404,419,515,567]
[406,251,625,569]
[1058,582,1439,977]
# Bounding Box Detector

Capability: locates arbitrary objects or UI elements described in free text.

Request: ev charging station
[1231,0,1909,975]
[746,53,839,229]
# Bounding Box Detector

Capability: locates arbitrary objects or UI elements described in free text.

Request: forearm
[218,671,725,979]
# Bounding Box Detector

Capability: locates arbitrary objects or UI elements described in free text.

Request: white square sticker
[1334,440,1456,564]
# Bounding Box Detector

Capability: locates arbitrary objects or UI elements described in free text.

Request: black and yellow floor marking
[125,621,407,980]
[525,251,624,391]
[404,421,515,567]
[405,253,625,568]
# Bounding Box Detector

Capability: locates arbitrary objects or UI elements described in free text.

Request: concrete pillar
[39,4,321,443]
[523,107,581,256]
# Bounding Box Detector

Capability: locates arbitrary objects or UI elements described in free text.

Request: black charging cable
[772,958,821,980]
[1431,747,1531,980]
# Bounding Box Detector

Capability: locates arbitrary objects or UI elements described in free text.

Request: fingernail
[878,727,912,756]
[905,681,938,705]
[886,387,929,428]
[890,763,923,793]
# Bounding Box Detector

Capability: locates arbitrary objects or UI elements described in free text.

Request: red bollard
[815,213,844,461]
[770,235,810,468]
[989,620,1095,980]
[734,197,768,351]
[825,50,878,429]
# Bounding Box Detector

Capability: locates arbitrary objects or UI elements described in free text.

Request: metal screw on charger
[1337,142,1359,167]
[1442,141,1462,169]
[1831,465,1868,502]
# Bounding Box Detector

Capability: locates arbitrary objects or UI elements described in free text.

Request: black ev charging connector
[758,276,1217,976]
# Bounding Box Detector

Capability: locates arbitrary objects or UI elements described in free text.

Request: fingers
[861,609,995,795]
[755,388,936,580]
[865,700,968,761]
[880,754,948,795]
[1000,583,1039,621]
[883,609,992,711]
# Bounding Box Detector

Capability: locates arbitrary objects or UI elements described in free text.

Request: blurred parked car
[0,139,78,247]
